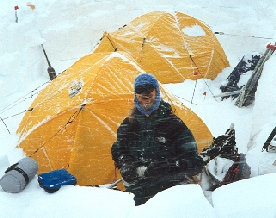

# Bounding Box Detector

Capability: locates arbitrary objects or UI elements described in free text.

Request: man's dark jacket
[111,100,203,184]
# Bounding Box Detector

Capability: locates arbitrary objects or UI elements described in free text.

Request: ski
[214,90,242,98]
[235,43,276,107]
[98,178,123,189]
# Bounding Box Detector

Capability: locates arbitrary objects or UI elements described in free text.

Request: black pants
[126,173,187,206]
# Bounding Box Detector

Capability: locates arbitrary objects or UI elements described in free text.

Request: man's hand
[116,155,143,183]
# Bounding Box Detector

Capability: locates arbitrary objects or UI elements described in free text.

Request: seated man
[111,73,203,205]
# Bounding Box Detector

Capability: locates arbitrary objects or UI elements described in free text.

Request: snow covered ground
[0,0,276,217]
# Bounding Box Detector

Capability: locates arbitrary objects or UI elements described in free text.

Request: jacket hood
[134,73,161,114]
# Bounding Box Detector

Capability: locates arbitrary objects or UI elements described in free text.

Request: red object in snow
[266,43,276,50]
[14,5,19,10]
[203,92,207,96]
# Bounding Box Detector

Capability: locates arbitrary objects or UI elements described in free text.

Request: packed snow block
[128,185,216,218]
[0,157,38,193]
[38,169,77,193]
[212,174,276,218]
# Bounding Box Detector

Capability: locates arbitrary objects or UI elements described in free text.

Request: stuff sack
[200,124,251,191]
[38,169,77,193]
[0,157,38,193]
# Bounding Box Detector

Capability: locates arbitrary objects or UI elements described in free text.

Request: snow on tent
[93,11,229,84]
[16,52,213,187]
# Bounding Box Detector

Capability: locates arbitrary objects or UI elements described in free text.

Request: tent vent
[68,79,83,98]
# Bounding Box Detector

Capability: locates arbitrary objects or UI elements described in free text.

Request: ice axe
[41,44,56,80]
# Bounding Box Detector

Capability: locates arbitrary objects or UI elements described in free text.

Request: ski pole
[14,5,19,23]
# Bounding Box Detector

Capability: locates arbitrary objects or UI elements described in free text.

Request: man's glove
[115,155,141,184]
[120,162,139,183]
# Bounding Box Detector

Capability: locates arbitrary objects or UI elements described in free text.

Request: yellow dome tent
[17,52,213,187]
[93,11,229,84]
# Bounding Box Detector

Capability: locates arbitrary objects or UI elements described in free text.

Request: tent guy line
[214,31,274,40]
[28,104,86,161]
[0,117,11,134]
[0,81,50,115]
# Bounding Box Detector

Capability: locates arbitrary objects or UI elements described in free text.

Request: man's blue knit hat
[134,73,161,114]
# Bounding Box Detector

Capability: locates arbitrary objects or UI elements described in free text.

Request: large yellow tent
[93,11,229,84]
[17,52,213,187]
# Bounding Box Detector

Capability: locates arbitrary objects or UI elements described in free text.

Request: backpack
[38,169,77,193]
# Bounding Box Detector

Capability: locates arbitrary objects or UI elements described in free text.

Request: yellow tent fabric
[17,52,213,187]
[93,11,229,84]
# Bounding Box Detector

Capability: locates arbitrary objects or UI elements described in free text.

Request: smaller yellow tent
[17,52,213,187]
[93,11,229,84]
